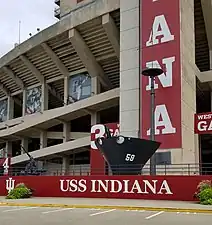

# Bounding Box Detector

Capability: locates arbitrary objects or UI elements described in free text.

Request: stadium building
[0,0,212,175]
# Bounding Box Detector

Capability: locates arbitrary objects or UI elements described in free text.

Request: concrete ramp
[11,136,90,165]
[0,88,119,143]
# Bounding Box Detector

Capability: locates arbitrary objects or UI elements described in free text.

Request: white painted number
[3,158,9,174]
[125,154,135,162]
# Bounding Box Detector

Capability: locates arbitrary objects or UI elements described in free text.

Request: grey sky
[0,0,58,57]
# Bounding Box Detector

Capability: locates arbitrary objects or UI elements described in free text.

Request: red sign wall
[90,123,119,175]
[194,112,212,134]
[1,175,210,201]
[140,0,182,149]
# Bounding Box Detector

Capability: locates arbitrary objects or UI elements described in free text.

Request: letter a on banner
[147,105,176,136]
[146,15,174,46]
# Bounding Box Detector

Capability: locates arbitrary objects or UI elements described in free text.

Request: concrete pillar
[62,156,70,175]
[41,83,48,111]
[7,96,14,120]
[63,122,70,142]
[120,0,140,138]
[91,76,100,125]
[64,76,69,105]
[5,141,12,157]
[210,50,212,69]
[170,0,198,168]
[21,138,28,154]
[62,121,71,174]
[40,131,47,149]
[91,76,100,95]
[22,89,27,116]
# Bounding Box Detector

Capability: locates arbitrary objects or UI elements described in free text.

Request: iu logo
[6,178,15,193]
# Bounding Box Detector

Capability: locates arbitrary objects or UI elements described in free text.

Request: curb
[0,202,212,214]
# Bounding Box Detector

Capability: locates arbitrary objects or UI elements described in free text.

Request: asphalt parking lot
[0,206,211,225]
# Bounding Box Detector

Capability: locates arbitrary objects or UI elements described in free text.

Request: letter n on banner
[140,0,182,149]
[90,123,119,175]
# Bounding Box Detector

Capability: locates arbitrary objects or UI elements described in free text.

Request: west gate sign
[140,0,182,149]
[194,112,212,134]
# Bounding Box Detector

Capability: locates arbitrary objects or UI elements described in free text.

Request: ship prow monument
[95,127,161,175]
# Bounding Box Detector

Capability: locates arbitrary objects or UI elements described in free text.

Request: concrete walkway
[0,197,212,213]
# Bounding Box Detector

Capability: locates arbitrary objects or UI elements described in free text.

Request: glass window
[25,86,42,114]
[0,100,8,122]
[69,73,91,102]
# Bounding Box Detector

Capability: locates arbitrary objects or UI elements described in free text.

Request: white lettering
[110,180,122,193]
[60,180,69,192]
[197,121,207,131]
[96,180,109,193]
[91,180,97,192]
[60,179,87,192]
[130,180,143,193]
[143,180,157,194]
[123,180,130,193]
[158,180,173,194]
[147,104,176,135]
[146,15,174,46]
[78,179,87,192]
[61,179,173,195]
[146,57,175,90]
[91,124,105,150]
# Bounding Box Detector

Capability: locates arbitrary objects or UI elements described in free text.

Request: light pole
[142,68,163,175]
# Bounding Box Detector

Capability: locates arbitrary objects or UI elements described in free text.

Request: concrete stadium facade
[0,0,212,175]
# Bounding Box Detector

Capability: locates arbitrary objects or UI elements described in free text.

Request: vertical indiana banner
[140,0,182,149]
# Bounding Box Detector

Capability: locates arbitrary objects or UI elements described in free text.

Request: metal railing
[4,163,212,176]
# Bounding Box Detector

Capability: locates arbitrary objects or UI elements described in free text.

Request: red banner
[90,123,119,175]
[1,175,211,201]
[194,112,212,134]
[140,0,182,149]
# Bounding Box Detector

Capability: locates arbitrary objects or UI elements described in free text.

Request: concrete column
[22,89,27,116]
[210,50,212,69]
[120,0,140,138]
[91,76,100,95]
[91,76,100,125]
[21,138,28,154]
[41,83,48,111]
[7,96,14,120]
[5,141,12,157]
[64,76,69,105]
[40,131,47,149]
[62,120,71,174]
[63,122,70,142]
[62,156,70,175]
[170,0,198,168]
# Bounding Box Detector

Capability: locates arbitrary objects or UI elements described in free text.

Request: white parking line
[42,208,74,214]
[145,211,164,220]
[89,209,116,217]
[2,207,38,213]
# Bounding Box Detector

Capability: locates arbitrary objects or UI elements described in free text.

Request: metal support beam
[19,55,44,83]
[102,13,120,59]
[68,28,112,89]
[41,43,69,77]
[2,66,25,89]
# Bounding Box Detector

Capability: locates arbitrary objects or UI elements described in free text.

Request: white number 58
[125,154,135,162]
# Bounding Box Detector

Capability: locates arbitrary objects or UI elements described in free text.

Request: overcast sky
[0,0,58,57]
